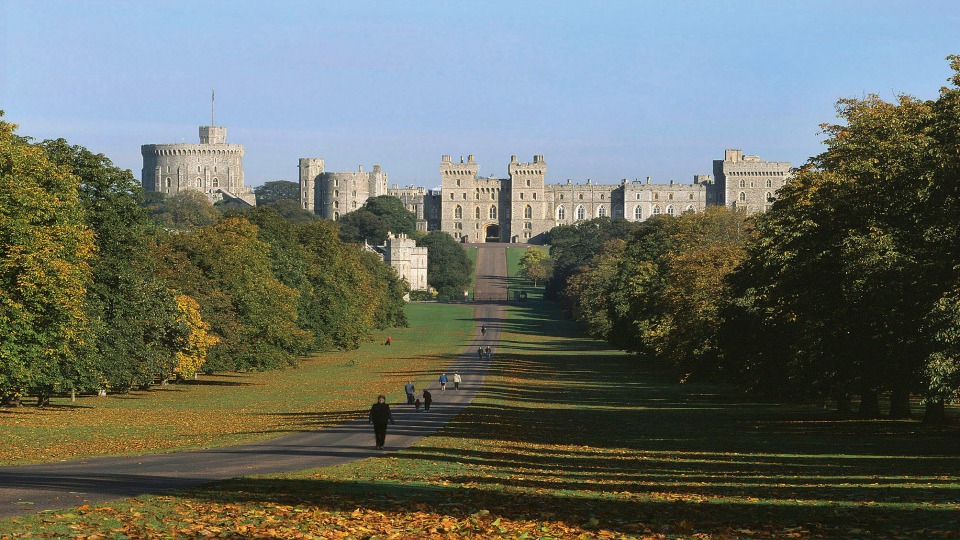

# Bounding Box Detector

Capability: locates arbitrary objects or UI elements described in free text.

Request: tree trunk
[859,389,881,419]
[889,388,912,419]
[36,394,50,407]
[2,395,21,408]
[835,393,852,415]
[923,400,946,424]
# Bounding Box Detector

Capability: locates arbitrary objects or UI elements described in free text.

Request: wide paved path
[0,244,510,519]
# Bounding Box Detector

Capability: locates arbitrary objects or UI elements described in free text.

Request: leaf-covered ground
[0,303,475,465]
[2,301,960,538]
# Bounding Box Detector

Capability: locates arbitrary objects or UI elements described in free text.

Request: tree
[417,231,473,301]
[172,294,217,380]
[143,190,220,230]
[518,247,553,287]
[40,138,186,393]
[337,208,390,245]
[544,217,641,302]
[254,180,300,206]
[364,196,418,237]
[0,115,95,406]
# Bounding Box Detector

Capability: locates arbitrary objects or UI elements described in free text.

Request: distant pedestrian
[385,336,392,346]
[414,397,422,412]
[478,347,483,360]
[485,346,492,360]
[368,395,395,450]
[423,389,432,410]
[404,381,415,404]
[439,373,448,391]
[453,372,461,390]
[481,325,487,336]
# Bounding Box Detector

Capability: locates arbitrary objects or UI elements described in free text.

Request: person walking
[453,372,461,390]
[385,336,392,346]
[422,389,432,410]
[439,373,448,391]
[481,324,486,336]
[404,381,415,404]
[368,395,395,450]
[477,347,483,360]
[485,346,492,360]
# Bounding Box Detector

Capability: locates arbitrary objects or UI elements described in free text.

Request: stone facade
[367,233,428,294]
[299,149,791,243]
[299,159,389,219]
[713,149,791,214]
[141,125,256,205]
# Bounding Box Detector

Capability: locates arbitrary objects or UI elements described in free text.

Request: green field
[506,245,549,300]
[0,303,475,466]
[4,300,958,538]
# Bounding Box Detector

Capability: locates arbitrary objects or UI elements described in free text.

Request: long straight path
[0,244,510,520]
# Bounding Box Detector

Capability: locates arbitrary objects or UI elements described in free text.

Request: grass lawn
[0,302,475,466]
[4,300,959,538]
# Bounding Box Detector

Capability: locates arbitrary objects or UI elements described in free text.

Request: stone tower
[713,149,791,214]
[141,124,255,205]
[298,158,324,213]
[508,155,549,242]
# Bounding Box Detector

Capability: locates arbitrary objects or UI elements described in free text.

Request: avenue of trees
[0,115,408,405]
[545,57,960,422]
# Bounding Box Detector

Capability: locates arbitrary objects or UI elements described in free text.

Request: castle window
[634,206,642,220]
[491,192,495,200]
[212,178,219,187]
[739,192,747,202]
[334,212,339,220]
[750,181,755,188]
[334,179,339,187]
[520,193,524,200]
[635,193,640,200]
[475,206,481,219]
[457,179,461,187]
[653,205,661,215]
[578,193,583,200]
[739,180,745,188]
[560,194,564,200]
[766,192,773,202]
[576,205,585,221]
[334,201,339,209]
[524,205,532,219]
[524,222,532,229]
[334,190,339,197]
[165,177,171,187]
[600,194,605,200]
[668,193,673,200]
[689,193,694,199]
[557,205,566,220]
[463,193,467,199]
[196,178,201,188]
[352,201,357,209]
[450,192,454,200]
[654,193,659,200]
[526,179,531,187]
[533,193,537,200]
[489,205,497,219]
[455,205,462,219]
[197,166,201,172]
[455,222,463,230]
[598,205,606,218]
[766,179,772,188]
[686,205,695,213]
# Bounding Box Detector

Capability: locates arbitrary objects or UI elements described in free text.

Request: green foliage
[143,190,220,230]
[253,180,300,206]
[417,231,473,301]
[0,117,96,405]
[39,139,187,392]
[517,247,553,287]
[543,217,641,301]
[338,195,418,245]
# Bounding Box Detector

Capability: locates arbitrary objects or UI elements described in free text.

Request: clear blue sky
[2,1,958,188]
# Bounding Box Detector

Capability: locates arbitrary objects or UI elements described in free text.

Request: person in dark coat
[422,389,432,410]
[368,395,395,449]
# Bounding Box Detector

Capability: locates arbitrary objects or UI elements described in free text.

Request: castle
[299,150,792,243]
[141,124,256,206]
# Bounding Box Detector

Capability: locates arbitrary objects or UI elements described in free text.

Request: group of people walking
[370,322,491,449]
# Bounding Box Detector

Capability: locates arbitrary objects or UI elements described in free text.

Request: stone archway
[484,224,501,243]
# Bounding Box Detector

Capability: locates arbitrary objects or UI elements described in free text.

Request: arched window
[597,205,606,218]
[489,205,497,219]
[689,193,694,199]
[667,205,675,216]
[766,192,773,202]
[576,205,585,221]
[557,205,566,220]
[352,201,357,209]
[197,165,201,172]
[739,179,745,188]
[654,193,659,200]
[524,205,532,219]
[334,201,339,209]
[766,179,772,188]
[475,206,481,219]
[686,204,695,213]
[454,205,462,219]
[212,178,219,187]
[334,190,339,197]
[333,211,339,220]
[491,192,496,200]
[668,193,673,200]
[456,179,461,187]
[634,206,642,220]
[739,192,746,202]
[165,177,171,187]
[653,205,661,215]
[334,179,339,187]
[196,178,201,187]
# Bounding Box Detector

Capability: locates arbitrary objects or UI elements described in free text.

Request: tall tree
[254,180,300,206]
[417,231,473,301]
[0,116,95,406]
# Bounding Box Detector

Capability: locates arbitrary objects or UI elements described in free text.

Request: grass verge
[0,303,475,466]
